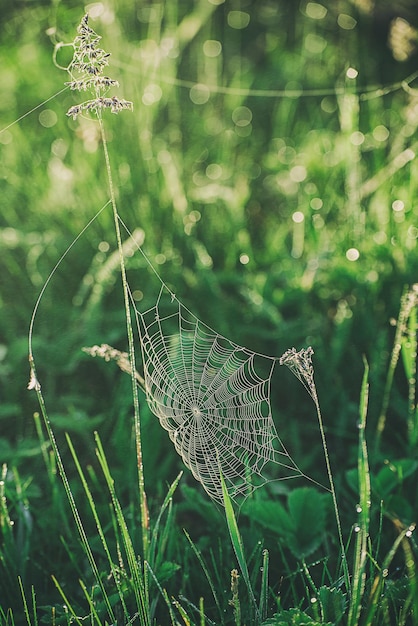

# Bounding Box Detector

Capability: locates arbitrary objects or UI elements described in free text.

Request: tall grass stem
[347,360,371,626]
[96,112,150,559]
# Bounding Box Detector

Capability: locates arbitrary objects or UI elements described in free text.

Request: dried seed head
[279,346,318,401]
[65,13,132,119]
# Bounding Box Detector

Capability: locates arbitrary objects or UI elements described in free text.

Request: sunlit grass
[0,1,417,624]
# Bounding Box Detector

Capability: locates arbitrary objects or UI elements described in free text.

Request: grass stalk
[258,549,269,622]
[184,529,224,623]
[78,579,104,626]
[399,525,418,625]
[347,359,371,626]
[403,286,418,448]
[220,468,259,622]
[149,470,183,568]
[363,522,415,625]
[280,348,350,594]
[95,110,150,559]
[0,607,15,626]
[51,575,84,626]
[17,577,35,626]
[146,564,178,626]
[375,285,418,450]
[65,432,130,620]
[26,373,116,622]
[94,431,150,625]
[312,396,349,593]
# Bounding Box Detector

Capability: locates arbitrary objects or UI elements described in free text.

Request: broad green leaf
[318,585,347,624]
[262,607,332,625]
[244,488,330,559]
[374,459,418,498]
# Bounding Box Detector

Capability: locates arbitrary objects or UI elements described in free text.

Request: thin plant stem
[375,285,417,451]
[312,394,350,594]
[96,109,150,559]
[27,357,116,622]
[63,10,149,560]
[279,348,350,593]
[347,360,371,626]
[65,433,130,621]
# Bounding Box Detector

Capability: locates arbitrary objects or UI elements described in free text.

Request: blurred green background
[0,0,418,616]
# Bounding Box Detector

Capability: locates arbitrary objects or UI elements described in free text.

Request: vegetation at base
[1,1,417,624]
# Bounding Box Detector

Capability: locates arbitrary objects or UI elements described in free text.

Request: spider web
[133,284,304,504]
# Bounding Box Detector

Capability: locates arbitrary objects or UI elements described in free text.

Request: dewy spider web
[131,272,305,504]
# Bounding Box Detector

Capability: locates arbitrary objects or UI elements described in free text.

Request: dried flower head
[65,14,132,120]
[279,346,318,401]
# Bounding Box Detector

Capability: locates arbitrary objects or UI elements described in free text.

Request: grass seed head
[65,13,132,119]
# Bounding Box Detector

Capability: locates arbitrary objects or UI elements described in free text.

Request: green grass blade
[146,563,178,626]
[375,285,417,450]
[363,524,415,625]
[26,380,116,623]
[0,606,15,626]
[184,529,224,623]
[65,432,129,620]
[149,470,183,568]
[17,577,32,626]
[402,291,418,448]
[96,108,150,561]
[51,575,84,626]
[399,525,418,625]
[78,578,105,626]
[172,595,195,626]
[94,432,150,625]
[347,359,371,626]
[30,586,38,626]
[220,468,259,620]
[259,549,269,621]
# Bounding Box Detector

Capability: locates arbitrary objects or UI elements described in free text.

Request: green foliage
[1,1,418,624]
[262,607,331,626]
[242,488,331,560]
[317,586,346,625]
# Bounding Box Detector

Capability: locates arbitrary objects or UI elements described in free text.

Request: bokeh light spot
[346,248,360,261]
[39,109,57,128]
[392,199,405,212]
[292,211,305,223]
[310,197,323,210]
[290,165,307,182]
[206,163,222,180]
[232,106,252,127]
[190,83,210,104]
[227,11,250,29]
[346,67,358,79]
[337,14,357,30]
[203,40,222,57]
[142,84,163,106]
[373,125,389,142]
[350,131,364,146]
[304,33,327,54]
[305,3,327,19]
